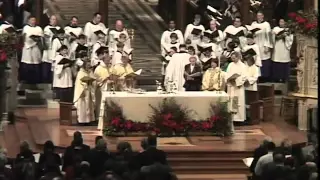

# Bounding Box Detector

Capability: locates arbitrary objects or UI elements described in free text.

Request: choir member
[184,14,205,46]
[223,17,247,49]
[185,38,198,54]
[244,56,259,91]
[242,33,261,68]
[69,34,87,61]
[202,59,225,91]
[225,52,247,122]
[94,55,113,129]
[64,16,84,52]
[161,47,177,85]
[20,16,44,84]
[84,12,107,46]
[251,12,273,82]
[91,30,107,66]
[0,17,17,34]
[198,45,215,71]
[112,54,135,91]
[220,42,237,71]
[205,19,224,56]
[109,20,131,51]
[165,44,190,91]
[42,15,61,84]
[73,60,96,124]
[110,33,131,56]
[183,56,202,91]
[160,20,184,55]
[111,42,124,65]
[271,19,293,83]
[161,33,180,57]
[92,46,108,70]
[52,45,73,102]
[187,46,200,63]
[51,29,68,61]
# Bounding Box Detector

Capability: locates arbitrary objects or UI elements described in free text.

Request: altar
[99,91,229,123]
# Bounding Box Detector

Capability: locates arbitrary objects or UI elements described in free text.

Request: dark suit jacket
[84,148,112,178]
[261,163,293,180]
[183,63,202,91]
[62,144,90,171]
[250,145,268,174]
[132,147,167,170]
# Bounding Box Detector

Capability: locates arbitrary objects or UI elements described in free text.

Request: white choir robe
[245,65,259,91]
[160,29,184,55]
[91,41,106,66]
[165,52,191,91]
[73,68,96,124]
[111,51,123,65]
[42,25,61,63]
[251,21,273,60]
[0,23,14,34]
[198,42,218,58]
[162,55,173,76]
[69,43,88,60]
[52,54,73,88]
[21,25,43,65]
[161,42,180,57]
[83,21,107,46]
[223,25,247,48]
[184,24,205,46]
[109,39,131,57]
[226,60,247,122]
[272,27,293,63]
[242,43,261,67]
[204,29,224,55]
[64,25,84,56]
[108,29,131,51]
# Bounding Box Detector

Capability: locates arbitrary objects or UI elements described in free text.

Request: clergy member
[184,14,205,46]
[108,20,131,51]
[271,19,293,83]
[20,16,44,84]
[73,60,96,125]
[251,12,273,82]
[83,12,107,46]
[202,59,225,91]
[225,52,247,122]
[184,56,202,91]
[112,54,135,91]
[52,45,73,102]
[160,20,184,55]
[244,56,259,91]
[94,55,113,129]
[223,17,247,49]
[42,15,61,84]
[165,44,191,91]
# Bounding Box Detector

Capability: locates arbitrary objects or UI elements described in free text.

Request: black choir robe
[183,63,202,91]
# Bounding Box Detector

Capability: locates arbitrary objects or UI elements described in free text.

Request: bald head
[115,20,124,31]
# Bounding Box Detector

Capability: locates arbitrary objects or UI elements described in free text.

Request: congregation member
[112,54,135,91]
[108,20,131,53]
[160,20,184,56]
[202,59,225,91]
[94,55,113,129]
[183,56,202,91]
[184,14,205,46]
[83,12,107,46]
[254,141,277,177]
[42,15,61,84]
[165,44,190,91]
[271,18,293,83]
[52,45,73,102]
[91,30,107,66]
[20,16,43,84]
[251,11,273,82]
[73,60,96,125]
[223,17,247,49]
[244,56,260,91]
[225,52,247,122]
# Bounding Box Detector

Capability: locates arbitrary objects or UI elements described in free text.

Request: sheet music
[134,69,142,75]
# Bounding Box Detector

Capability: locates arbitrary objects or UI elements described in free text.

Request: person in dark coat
[250,138,272,174]
[38,140,61,177]
[261,151,293,180]
[183,56,202,91]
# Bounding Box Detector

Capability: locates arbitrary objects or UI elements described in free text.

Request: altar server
[202,59,225,91]
[251,12,273,82]
[160,20,184,54]
[51,29,68,61]
[244,56,259,91]
[183,56,202,91]
[205,19,224,56]
[73,60,96,124]
[108,20,131,52]
[271,19,293,83]
[225,52,247,122]
[242,33,261,68]
[42,15,61,83]
[184,14,205,46]
[223,17,247,49]
[83,12,107,46]
[112,54,135,91]
[52,45,73,102]
[165,44,191,91]
[94,56,113,129]
[91,30,107,66]
[161,32,180,57]
[20,16,44,84]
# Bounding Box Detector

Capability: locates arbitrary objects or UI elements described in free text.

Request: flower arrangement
[103,98,233,137]
[287,11,318,38]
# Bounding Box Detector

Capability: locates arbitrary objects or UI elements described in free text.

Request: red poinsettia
[111,117,121,127]
[201,121,212,130]
[295,16,307,24]
[210,115,220,122]
[124,120,134,130]
[0,50,7,62]
[288,12,297,18]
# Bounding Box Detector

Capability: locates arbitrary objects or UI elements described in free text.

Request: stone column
[7,55,18,122]
[297,99,308,131]
[35,0,44,26]
[0,63,8,122]
[176,0,186,32]
[99,0,109,26]
[240,0,251,24]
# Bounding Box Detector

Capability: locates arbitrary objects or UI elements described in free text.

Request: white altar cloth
[99,91,229,123]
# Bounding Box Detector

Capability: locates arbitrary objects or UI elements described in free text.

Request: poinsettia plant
[287,10,318,38]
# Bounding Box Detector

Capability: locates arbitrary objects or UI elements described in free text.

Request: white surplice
[271,27,293,63]
[226,60,247,122]
[21,25,43,64]
[42,25,61,63]
[184,24,205,45]
[223,25,247,48]
[204,29,224,56]
[52,54,73,88]
[0,23,13,34]
[245,64,259,91]
[160,29,184,56]
[91,41,106,66]
[83,21,107,46]
[165,51,191,91]
[251,21,273,60]
[108,29,131,52]
[161,42,180,57]
[73,68,96,123]
[51,38,68,60]
[242,43,261,67]
[64,25,84,57]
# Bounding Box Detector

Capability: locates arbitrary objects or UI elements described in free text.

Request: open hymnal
[201,57,213,63]
[134,69,142,75]
[3,26,22,33]
[197,44,213,53]
[207,5,223,17]
[226,28,245,37]
[243,157,254,167]
[242,48,257,57]
[245,25,261,34]
[191,28,202,35]
[228,73,241,81]
[58,58,74,65]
